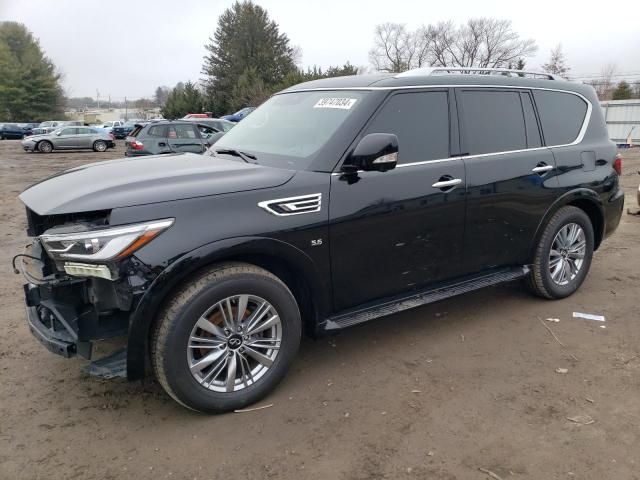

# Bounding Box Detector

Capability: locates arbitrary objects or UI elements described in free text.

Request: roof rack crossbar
[395,67,558,80]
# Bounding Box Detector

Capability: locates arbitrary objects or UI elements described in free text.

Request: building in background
[600,99,640,146]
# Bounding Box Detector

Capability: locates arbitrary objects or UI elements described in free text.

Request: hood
[20,153,295,215]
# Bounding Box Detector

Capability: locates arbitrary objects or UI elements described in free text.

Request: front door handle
[432,178,462,189]
[532,165,554,173]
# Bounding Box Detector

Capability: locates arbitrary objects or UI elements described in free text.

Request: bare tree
[542,44,570,78]
[368,23,429,73]
[424,18,537,68]
[594,63,617,100]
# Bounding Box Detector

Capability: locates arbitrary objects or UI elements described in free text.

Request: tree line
[1,4,639,123]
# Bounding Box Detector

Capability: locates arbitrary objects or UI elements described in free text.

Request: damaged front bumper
[19,241,144,367]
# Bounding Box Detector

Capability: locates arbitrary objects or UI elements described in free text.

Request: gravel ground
[1,140,639,480]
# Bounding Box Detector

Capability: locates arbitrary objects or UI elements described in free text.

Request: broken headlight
[40,219,174,262]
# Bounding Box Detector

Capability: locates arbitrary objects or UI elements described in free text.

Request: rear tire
[526,206,594,299]
[37,141,53,153]
[93,140,107,152]
[151,262,301,413]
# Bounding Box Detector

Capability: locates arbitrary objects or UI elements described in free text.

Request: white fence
[600,99,640,145]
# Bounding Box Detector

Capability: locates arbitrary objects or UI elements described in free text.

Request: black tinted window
[520,92,542,148]
[459,90,526,155]
[364,91,449,164]
[533,90,587,146]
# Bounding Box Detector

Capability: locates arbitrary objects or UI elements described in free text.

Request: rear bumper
[604,187,625,239]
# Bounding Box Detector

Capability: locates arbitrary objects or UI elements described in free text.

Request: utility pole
[96,89,100,109]
[125,96,128,121]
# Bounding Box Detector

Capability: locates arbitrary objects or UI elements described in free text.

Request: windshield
[214,90,367,169]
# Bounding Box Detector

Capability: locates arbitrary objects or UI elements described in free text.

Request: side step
[325,266,529,331]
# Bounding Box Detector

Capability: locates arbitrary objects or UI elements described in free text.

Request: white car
[97,120,124,134]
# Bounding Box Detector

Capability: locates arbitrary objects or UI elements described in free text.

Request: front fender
[125,236,328,380]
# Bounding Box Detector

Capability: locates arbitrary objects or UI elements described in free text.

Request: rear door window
[171,124,199,139]
[458,89,527,155]
[146,125,167,138]
[363,91,450,164]
[533,90,588,146]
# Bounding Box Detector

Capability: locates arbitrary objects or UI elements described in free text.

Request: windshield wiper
[214,148,257,164]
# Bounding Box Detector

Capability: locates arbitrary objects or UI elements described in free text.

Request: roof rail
[395,67,558,80]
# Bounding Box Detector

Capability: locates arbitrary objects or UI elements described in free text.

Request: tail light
[613,154,622,175]
[130,140,144,151]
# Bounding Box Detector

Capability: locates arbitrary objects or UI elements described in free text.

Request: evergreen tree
[0,22,64,121]
[612,81,632,100]
[161,81,204,119]
[202,1,296,115]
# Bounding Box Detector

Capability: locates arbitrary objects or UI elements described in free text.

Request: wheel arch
[529,189,605,261]
[36,139,53,151]
[126,236,329,380]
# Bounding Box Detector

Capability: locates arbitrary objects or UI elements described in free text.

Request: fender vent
[258,193,322,216]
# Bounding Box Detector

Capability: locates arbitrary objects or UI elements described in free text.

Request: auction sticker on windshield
[313,98,358,109]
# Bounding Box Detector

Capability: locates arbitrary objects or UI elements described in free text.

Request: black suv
[17,68,624,413]
[124,120,218,156]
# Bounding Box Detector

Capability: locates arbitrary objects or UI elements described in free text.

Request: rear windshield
[129,126,143,137]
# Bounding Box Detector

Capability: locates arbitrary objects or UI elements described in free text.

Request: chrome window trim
[308,84,592,173]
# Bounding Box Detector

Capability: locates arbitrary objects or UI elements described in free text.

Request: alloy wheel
[549,223,586,286]
[187,294,282,393]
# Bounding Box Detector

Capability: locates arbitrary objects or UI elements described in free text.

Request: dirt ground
[0,139,639,480]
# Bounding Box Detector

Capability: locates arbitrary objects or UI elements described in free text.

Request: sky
[1,0,639,100]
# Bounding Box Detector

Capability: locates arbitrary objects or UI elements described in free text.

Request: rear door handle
[432,178,462,189]
[532,165,554,173]
[159,142,167,147]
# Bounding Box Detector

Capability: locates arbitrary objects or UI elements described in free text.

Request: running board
[325,266,529,331]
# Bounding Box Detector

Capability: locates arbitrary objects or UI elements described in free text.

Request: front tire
[93,140,107,152]
[527,206,594,299]
[151,263,301,413]
[37,140,53,153]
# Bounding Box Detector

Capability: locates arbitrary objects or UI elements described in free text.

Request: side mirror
[347,133,398,172]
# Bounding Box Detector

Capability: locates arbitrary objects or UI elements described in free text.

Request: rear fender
[528,188,605,260]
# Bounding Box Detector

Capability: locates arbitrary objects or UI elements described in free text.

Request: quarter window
[533,90,588,146]
[364,91,450,164]
[459,90,527,155]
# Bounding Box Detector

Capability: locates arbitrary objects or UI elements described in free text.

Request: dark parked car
[0,123,30,139]
[17,68,624,413]
[113,120,145,139]
[124,120,216,156]
[221,106,255,122]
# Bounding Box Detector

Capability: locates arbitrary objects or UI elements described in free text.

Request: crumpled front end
[18,207,161,374]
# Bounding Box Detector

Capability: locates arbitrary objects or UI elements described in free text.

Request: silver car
[22,126,115,153]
